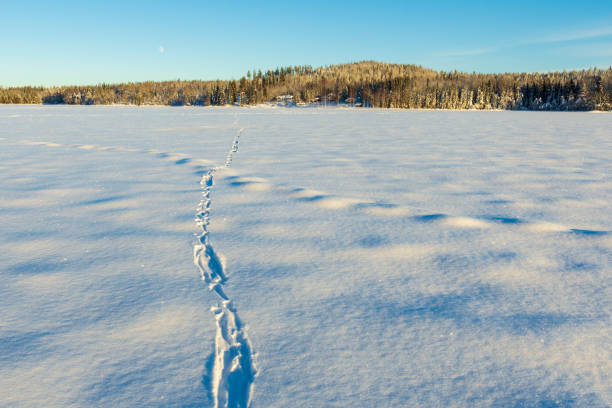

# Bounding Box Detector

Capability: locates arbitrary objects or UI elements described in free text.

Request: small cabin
[275,94,294,101]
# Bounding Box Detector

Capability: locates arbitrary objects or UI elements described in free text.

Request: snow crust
[1,106,610,407]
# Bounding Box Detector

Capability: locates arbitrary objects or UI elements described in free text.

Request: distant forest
[1,61,611,110]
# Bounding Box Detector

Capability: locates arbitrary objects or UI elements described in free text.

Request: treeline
[1,61,611,110]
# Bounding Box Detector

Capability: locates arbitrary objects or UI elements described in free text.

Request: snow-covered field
[1,106,610,407]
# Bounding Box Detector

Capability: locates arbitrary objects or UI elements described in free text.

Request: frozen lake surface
[1,106,610,407]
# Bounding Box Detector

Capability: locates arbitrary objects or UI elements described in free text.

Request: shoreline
[0,103,609,113]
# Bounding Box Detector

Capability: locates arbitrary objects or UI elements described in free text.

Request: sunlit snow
[1,106,610,407]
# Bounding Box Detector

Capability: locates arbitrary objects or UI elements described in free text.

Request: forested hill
[1,61,611,110]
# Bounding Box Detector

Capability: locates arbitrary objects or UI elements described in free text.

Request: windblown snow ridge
[193,124,256,408]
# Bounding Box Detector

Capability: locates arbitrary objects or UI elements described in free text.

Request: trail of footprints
[3,131,258,407]
[194,125,257,408]
[12,139,216,171]
[218,175,610,236]
[2,137,608,237]
[2,130,608,406]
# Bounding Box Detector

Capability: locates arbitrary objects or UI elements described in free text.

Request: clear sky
[1,0,611,86]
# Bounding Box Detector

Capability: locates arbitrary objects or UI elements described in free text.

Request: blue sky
[1,0,611,86]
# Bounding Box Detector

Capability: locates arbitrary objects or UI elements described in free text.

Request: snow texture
[1,105,611,407]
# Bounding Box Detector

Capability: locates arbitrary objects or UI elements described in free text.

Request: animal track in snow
[217,169,609,236]
[5,138,216,170]
[4,136,608,236]
[3,136,608,238]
